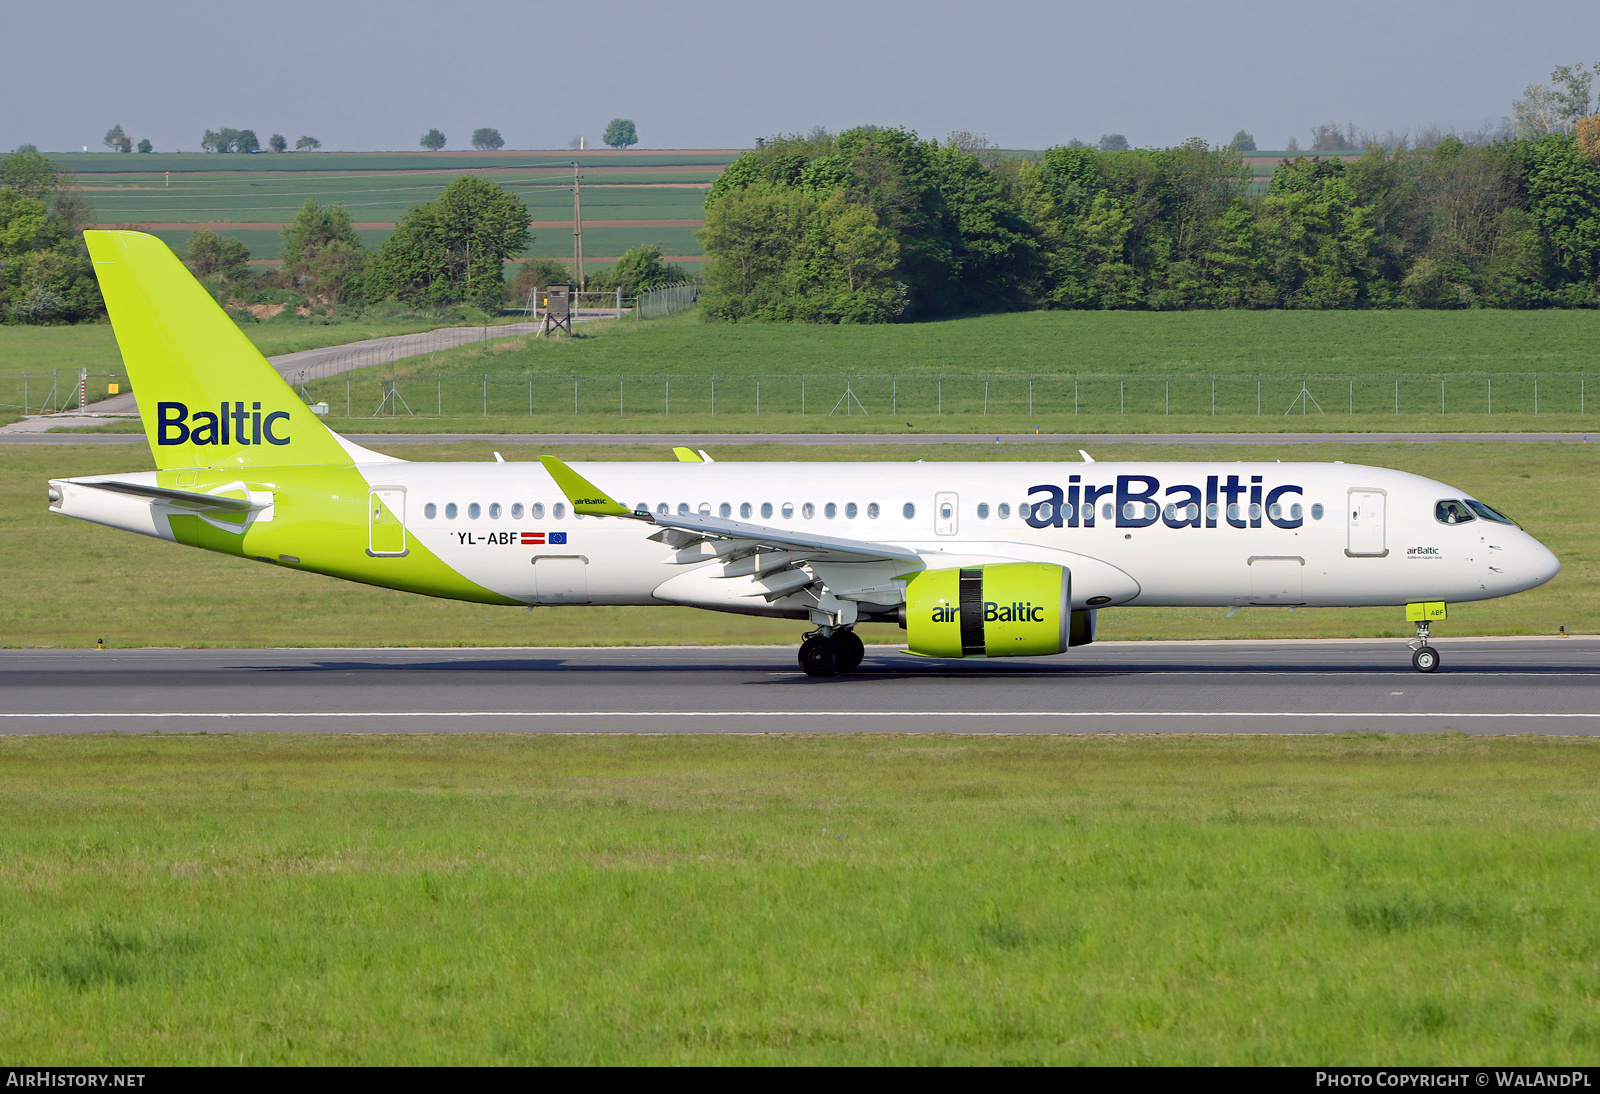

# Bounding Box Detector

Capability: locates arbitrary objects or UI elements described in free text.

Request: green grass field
[2,440,1590,649]
[2,732,1596,1064]
[283,309,1600,431]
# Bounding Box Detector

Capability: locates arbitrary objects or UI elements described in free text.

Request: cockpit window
[1464,498,1516,526]
[1435,499,1475,525]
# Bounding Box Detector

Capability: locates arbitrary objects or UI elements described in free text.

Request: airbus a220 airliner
[49,231,1560,675]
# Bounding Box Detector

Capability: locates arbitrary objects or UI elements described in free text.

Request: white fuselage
[361,460,1560,612]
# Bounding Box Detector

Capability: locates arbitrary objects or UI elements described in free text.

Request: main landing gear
[1409,621,1440,673]
[798,627,865,678]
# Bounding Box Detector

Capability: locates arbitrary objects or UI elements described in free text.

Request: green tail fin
[86,230,350,470]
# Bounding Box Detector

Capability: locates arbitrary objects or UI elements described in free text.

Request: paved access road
[2,639,1595,735]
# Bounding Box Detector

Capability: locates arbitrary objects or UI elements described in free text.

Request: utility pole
[572,162,585,290]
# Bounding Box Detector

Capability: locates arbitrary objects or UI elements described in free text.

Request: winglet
[672,446,703,462]
[538,456,633,516]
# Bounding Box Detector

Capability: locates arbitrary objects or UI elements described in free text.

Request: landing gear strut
[798,627,865,678]
[1409,621,1440,673]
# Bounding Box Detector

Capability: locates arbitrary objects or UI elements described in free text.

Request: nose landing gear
[798,628,865,677]
[1409,621,1440,673]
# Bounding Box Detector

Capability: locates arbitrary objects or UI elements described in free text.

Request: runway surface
[2,638,1595,735]
[2,430,1593,446]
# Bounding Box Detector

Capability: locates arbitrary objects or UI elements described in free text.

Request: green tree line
[699,124,1600,321]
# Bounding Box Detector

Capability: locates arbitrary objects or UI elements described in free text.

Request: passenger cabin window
[998,503,1010,519]
[424,503,438,519]
[977,503,990,519]
[1102,502,1114,522]
[902,502,915,519]
[678,503,690,516]
[824,502,837,519]
[445,503,458,519]
[802,503,815,519]
[1436,499,1475,525]
[740,503,752,518]
[845,502,857,519]
[1018,502,1032,520]
[867,503,880,519]
[1311,503,1324,520]
[782,503,794,519]
[553,503,566,519]
[531,502,544,519]
[719,503,732,518]
[762,502,774,519]
[511,503,524,519]
[699,503,711,516]
[468,503,481,520]
[489,503,502,519]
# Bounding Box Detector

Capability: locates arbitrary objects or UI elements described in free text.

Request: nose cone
[1520,535,1561,591]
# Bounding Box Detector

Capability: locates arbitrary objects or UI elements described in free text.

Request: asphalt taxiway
[1,638,1595,735]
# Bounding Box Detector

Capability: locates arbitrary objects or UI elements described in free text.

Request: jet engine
[899,562,1092,658]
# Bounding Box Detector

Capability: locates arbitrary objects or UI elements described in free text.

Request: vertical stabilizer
[85,230,351,470]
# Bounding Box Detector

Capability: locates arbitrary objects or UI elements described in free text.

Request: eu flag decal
[550,532,568,544]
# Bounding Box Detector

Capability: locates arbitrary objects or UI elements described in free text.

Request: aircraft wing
[539,455,920,565]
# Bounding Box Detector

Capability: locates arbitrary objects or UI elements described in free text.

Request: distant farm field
[69,149,730,265]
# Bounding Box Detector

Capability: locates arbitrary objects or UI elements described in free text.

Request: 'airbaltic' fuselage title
[49,230,1562,678]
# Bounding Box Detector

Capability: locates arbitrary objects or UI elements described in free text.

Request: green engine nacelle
[901,562,1077,658]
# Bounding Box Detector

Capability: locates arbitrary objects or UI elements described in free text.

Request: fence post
[1074,373,1079,416]
[711,374,716,417]
[438,374,442,417]
[756,376,760,418]
[1165,374,1169,416]
[1441,377,1445,416]
[1348,374,1353,415]
[1256,374,1261,416]
[22,373,27,416]
[1534,374,1539,415]
[574,376,578,417]
[1029,374,1033,416]
[346,374,351,417]
[984,374,989,416]
[1211,375,1215,416]
[529,373,533,416]
[666,376,670,418]
[1488,377,1492,415]
[620,374,624,418]
[482,374,487,416]
[891,375,896,417]
[937,374,941,416]
[1394,376,1398,416]
[1119,376,1124,416]
[803,374,806,416]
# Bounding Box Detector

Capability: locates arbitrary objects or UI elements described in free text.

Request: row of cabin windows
[419,499,1327,525]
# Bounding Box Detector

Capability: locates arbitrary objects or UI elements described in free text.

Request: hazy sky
[5,0,1596,154]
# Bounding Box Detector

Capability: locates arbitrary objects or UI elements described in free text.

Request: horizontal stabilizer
[82,480,261,512]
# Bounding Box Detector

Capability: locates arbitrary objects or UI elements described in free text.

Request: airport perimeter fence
[0,370,132,415]
[288,370,1600,421]
[636,281,699,320]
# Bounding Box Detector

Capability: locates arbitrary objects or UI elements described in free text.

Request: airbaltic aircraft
[50,231,1561,675]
